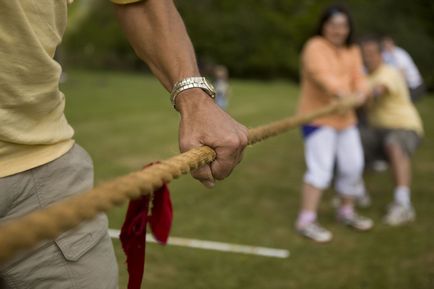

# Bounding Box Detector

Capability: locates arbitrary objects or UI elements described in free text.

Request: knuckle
[211,161,234,181]
[191,167,208,179]
[191,170,202,179]
[225,136,242,148]
[213,169,231,180]
[180,140,196,151]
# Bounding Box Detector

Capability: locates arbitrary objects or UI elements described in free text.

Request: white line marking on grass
[108,229,289,259]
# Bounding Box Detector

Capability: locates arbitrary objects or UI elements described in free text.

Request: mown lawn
[62,69,434,289]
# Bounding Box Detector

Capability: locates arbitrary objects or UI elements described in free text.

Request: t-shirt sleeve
[110,0,143,4]
[395,49,413,71]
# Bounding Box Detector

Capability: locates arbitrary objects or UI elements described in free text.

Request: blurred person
[214,65,230,110]
[360,37,423,226]
[382,36,425,102]
[0,0,248,288]
[294,5,373,243]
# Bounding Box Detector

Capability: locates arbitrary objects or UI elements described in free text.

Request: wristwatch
[170,77,216,110]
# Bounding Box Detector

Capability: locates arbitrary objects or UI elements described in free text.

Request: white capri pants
[303,126,365,197]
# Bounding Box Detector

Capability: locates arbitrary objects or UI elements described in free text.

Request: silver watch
[170,77,216,110]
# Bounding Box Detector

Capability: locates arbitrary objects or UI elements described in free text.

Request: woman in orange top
[295,5,373,242]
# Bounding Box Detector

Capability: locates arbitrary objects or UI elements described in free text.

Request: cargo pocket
[55,213,109,262]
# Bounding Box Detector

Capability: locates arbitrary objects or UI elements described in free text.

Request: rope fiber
[0,98,357,263]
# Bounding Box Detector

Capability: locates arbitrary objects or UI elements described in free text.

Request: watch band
[170,77,216,110]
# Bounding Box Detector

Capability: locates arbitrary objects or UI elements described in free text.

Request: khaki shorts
[360,126,421,165]
[0,144,118,289]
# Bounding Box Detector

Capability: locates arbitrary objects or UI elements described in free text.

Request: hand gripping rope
[0,98,358,263]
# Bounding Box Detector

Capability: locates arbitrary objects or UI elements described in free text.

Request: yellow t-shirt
[367,64,423,135]
[0,0,142,177]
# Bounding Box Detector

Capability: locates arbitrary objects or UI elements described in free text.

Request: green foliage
[63,0,434,87]
[349,0,434,88]
[64,0,140,70]
[176,0,327,78]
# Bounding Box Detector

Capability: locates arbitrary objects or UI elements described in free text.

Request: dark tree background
[63,0,434,89]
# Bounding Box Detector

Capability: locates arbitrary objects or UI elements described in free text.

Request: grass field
[62,70,434,289]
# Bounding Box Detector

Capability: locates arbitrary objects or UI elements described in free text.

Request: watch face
[204,78,216,95]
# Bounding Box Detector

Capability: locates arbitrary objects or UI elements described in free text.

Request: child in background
[214,65,230,110]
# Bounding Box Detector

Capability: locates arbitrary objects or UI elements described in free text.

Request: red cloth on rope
[120,164,173,289]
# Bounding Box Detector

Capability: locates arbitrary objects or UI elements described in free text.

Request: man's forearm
[114,0,199,91]
[114,0,249,187]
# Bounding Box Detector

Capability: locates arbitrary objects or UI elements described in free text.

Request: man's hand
[177,89,248,188]
[370,85,388,99]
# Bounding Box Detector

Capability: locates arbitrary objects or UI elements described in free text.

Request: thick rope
[0,98,357,263]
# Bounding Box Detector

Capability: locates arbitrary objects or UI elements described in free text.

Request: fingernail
[203,180,215,188]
